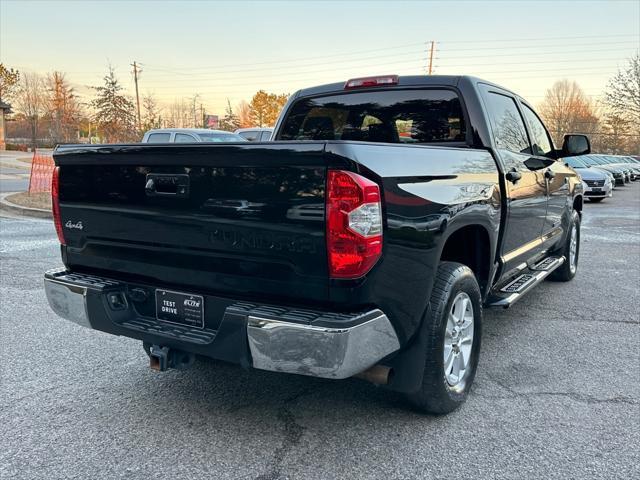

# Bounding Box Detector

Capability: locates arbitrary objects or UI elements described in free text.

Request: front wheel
[550,210,580,281]
[405,262,482,414]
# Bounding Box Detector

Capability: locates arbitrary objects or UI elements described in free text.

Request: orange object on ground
[28,150,55,193]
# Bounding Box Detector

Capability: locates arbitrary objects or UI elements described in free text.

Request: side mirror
[562,134,591,156]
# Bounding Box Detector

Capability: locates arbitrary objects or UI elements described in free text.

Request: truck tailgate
[54,143,329,303]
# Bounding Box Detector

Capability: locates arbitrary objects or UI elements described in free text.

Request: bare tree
[142,93,162,131]
[15,72,46,148]
[165,98,191,128]
[602,53,640,153]
[538,80,599,147]
[46,71,82,143]
[236,100,252,128]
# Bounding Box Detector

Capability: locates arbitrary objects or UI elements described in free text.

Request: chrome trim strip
[44,277,91,328]
[247,310,400,379]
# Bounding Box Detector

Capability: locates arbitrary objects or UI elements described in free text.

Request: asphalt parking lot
[1,184,639,480]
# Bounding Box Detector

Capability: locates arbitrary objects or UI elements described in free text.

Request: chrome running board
[488,256,565,308]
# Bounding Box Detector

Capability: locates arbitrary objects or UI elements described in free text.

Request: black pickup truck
[45,75,590,414]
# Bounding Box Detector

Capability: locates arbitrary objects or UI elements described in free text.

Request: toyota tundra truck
[45,75,590,414]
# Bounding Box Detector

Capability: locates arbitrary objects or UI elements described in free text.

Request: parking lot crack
[483,375,638,407]
[255,389,310,480]
[530,391,639,406]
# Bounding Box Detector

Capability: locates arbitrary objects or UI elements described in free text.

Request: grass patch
[6,192,52,210]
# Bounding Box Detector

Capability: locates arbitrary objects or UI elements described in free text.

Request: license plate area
[591,187,602,192]
[155,289,204,328]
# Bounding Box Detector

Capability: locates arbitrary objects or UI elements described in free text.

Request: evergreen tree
[219,98,240,131]
[91,66,137,143]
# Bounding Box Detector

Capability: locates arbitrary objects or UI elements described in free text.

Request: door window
[522,104,553,157]
[239,131,260,141]
[146,133,171,143]
[175,133,198,143]
[484,92,530,154]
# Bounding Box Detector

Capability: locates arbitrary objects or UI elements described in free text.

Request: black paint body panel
[55,140,500,346]
[53,75,582,354]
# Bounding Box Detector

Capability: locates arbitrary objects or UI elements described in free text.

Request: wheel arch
[438,223,495,297]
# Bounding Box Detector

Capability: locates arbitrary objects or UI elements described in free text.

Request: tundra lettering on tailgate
[208,228,317,254]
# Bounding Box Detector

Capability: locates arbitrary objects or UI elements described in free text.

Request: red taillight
[326,170,383,279]
[344,75,398,89]
[51,166,66,245]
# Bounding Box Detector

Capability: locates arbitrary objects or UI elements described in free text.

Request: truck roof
[294,75,514,99]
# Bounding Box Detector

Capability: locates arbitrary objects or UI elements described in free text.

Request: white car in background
[142,128,247,143]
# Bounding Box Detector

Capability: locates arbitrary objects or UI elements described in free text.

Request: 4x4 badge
[65,220,84,230]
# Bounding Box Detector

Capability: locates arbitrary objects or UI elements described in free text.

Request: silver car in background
[565,156,613,202]
[581,155,627,185]
[142,128,247,143]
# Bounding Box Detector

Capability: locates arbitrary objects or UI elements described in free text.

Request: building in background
[0,101,12,150]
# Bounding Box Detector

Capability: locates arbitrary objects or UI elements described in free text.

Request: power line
[433,47,640,61]
[140,39,637,74]
[135,56,628,87]
[438,40,637,52]
[134,61,625,89]
[140,50,425,77]
[438,33,638,44]
[141,41,427,73]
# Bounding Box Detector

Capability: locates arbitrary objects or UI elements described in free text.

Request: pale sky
[1,0,638,115]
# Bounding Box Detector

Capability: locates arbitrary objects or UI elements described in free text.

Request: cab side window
[522,104,553,157]
[484,91,530,154]
[175,133,197,143]
[146,133,171,143]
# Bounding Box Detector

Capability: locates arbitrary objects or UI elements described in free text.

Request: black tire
[550,210,580,281]
[589,198,604,203]
[405,262,482,415]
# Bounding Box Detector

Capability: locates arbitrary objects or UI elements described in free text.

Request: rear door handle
[505,168,522,184]
[544,169,556,180]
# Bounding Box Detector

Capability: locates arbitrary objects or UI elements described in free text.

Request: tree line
[0,64,290,147]
[1,55,638,153]
[538,55,639,155]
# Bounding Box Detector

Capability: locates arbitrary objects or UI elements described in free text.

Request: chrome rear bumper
[247,311,400,379]
[44,269,400,380]
[44,276,91,328]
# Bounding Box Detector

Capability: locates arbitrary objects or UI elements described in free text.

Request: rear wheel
[405,262,482,414]
[550,210,580,281]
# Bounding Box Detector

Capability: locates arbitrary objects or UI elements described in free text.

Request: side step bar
[488,256,565,308]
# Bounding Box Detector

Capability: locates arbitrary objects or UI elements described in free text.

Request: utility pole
[131,61,142,130]
[200,104,204,128]
[427,41,435,75]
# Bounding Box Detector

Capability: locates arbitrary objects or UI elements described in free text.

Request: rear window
[279,89,466,144]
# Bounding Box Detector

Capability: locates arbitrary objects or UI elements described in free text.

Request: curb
[0,192,52,219]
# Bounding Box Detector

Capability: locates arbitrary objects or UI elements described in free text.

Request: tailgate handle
[145,174,190,198]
